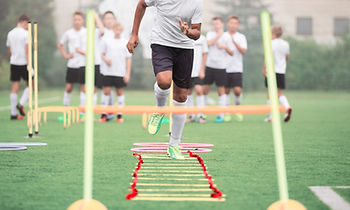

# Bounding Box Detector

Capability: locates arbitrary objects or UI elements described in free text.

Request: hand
[218,29,224,37]
[105,58,112,66]
[64,53,74,59]
[127,35,139,54]
[217,42,226,50]
[123,74,130,84]
[179,18,189,35]
[199,69,205,80]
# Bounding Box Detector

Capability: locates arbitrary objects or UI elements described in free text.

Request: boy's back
[7,27,28,65]
[272,38,289,74]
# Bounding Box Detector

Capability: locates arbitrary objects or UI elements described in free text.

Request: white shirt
[100,29,114,73]
[191,35,208,78]
[226,32,247,73]
[100,37,132,77]
[6,27,28,66]
[206,31,231,69]
[81,29,103,65]
[59,27,86,68]
[145,0,203,49]
[272,38,290,74]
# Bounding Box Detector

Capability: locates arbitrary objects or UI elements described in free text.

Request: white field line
[131,197,225,202]
[0,96,60,111]
[309,186,350,210]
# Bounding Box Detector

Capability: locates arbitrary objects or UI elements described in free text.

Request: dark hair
[73,11,84,18]
[18,14,30,23]
[272,25,283,38]
[212,16,224,23]
[227,15,240,22]
[103,11,115,18]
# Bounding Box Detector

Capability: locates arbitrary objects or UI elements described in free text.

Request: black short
[102,76,126,88]
[151,44,194,89]
[95,65,103,88]
[203,67,227,87]
[65,67,80,84]
[226,73,243,88]
[190,77,204,89]
[265,73,285,89]
[10,65,28,82]
[78,67,86,84]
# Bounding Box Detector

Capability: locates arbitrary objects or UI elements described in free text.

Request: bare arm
[207,31,223,46]
[8,47,12,59]
[199,53,208,80]
[76,48,86,56]
[124,57,132,83]
[286,54,289,61]
[127,0,147,53]
[101,53,111,66]
[233,38,247,55]
[57,43,73,59]
[95,12,104,36]
[179,19,201,41]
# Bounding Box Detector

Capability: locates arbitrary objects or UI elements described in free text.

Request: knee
[234,88,241,96]
[174,94,187,103]
[156,75,172,90]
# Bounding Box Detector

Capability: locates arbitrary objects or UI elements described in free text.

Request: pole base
[267,200,306,210]
[68,199,107,210]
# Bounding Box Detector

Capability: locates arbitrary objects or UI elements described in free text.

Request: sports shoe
[16,104,26,116]
[198,116,206,124]
[235,113,244,122]
[117,115,124,123]
[148,113,164,135]
[167,145,184,159]
[99,114,107,123]
[264,116,272,122]
[284,108,293,122]
[186,117,196,123]
[224,114,232,122]
[215,115,224,123]
[11,115,24,120]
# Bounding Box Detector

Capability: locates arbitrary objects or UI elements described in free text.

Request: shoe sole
[284,108,292,122]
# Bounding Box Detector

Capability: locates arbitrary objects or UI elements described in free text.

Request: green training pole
[83,10,95,200]
[260,11,289,202]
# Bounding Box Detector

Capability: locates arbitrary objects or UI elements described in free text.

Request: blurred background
[0,0,349,91]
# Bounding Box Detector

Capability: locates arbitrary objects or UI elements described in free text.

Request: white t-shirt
[6,27,28,66]
[206,31,231,69]
[100,28,114,73]
[59,27,86,68]
[226,32,247,73]
[100,37,132,77]
[272,38,290,74]
[191,35,208,78]
[145,0,203,49]
[81,29,103,65]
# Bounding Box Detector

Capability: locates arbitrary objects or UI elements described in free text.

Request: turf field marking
[309,186,350,210]
[137,193,225,197]
[131,197,225,202]
[141,156,195,160]
[142,166,202,169]
[137,177,211,181]
[134,188,212,192]
[140,170,203,173]
[140,163,203,166]
[334,186,350,189]
[137,173,204,177]
[133,183,215,187]
[0,96,60,111]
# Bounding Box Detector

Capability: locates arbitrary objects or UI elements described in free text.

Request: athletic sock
[117,95,125,106]
[100,90,104,104]
[80,92,86,106]
[218,95,226,118]
[10,93,18,116]
[225,94,231,106]
[234,94,242,106]
[109,92,114,105]
[19,87,29,106]
[93,93,98,106]
[154,82,170,107]
[204,95,208,106]
[196,95,205,118]
[279,95,290,110]
[63,92,72,106]
[187,94,195,119]
[169,99,187,147]
[101,94,109,106]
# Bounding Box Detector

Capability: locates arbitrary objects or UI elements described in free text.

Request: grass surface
[0,90,349,210]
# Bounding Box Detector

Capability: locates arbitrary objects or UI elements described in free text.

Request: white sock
[169,99,187,147]
[117,95,125,106]
[80,92,86,106]
[279,95,290,109]
[154,82,170,107]
[100,90,104,104]
[109,92,114,105]
[10,93,18,116]
[204,95,208,106]
[187,94,195,119]
[234,94,242,106]
[63,92,72,106]
[225,94,230,106]
[19,87,29,106]
[196,95,205,118]
[101,94,110,106]
[218,95,226,118]
[93,93,98,106]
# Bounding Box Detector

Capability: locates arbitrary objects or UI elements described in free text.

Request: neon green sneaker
[235,113,244,122]
[224,114,232,122]
[167,146,185,159]
[148,113,164,135]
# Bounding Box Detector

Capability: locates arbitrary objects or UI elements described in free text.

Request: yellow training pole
[169,81,173,135]
[27,22,33,138]
[261,11,305,210]
[68,10,106,210]
[34,22,39,135]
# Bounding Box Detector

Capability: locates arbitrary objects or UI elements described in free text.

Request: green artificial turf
[0,90,349,210]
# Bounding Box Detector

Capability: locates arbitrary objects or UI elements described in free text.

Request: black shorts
[203,67,227,87]
[65,67,80,84]
[226,72,243,88]
[102,76,126,88]
[95,65,103,88]
[190,77,204,89]
[265,73,285,89]
[151,44,194,89]
[78,67,86,84]
[10,65,28,82]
